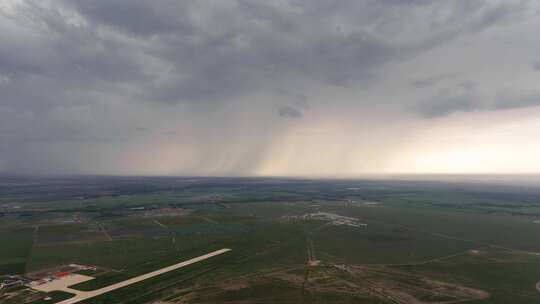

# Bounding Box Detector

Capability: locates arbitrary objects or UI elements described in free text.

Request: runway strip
[55,248,231,304]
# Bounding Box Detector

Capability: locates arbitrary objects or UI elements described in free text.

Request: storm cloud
[1,0,540,175]
[278,106,303,119]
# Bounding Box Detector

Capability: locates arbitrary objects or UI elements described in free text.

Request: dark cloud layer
[416,83,540,118]
[415,82,480,118]
[4,1,531,106]
[1,0,539,174]
[411,74,455,88]
[278,106,303,119]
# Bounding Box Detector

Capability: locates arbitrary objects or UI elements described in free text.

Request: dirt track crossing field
[32,248,231,304]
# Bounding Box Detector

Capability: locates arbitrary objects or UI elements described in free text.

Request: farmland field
[1,176,540,303]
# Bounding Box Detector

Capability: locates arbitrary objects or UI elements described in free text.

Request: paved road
[57,248,231,304]
[152,219,168,229]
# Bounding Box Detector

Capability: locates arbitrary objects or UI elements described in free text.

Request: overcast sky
[1,0,540,176]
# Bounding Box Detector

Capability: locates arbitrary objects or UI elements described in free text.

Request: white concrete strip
[32,274,95,293]
[40,248,231,304]
[152,219,168,229]
[199,216,218,224]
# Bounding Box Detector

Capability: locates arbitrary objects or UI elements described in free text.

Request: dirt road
[152,219,168,229]
[51,248,231,304]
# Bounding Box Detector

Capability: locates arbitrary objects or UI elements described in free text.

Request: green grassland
[0,229,33,275]
[1,177,540,303]
[395,249,540,304]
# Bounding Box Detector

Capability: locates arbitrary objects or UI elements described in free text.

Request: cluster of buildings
[282,212,368,228]
[0,275,26,290]
[141,207,190,217]
[301,212,368,228]
[1,264,97,292]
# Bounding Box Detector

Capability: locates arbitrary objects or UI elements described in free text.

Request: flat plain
[1,176,540,303]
